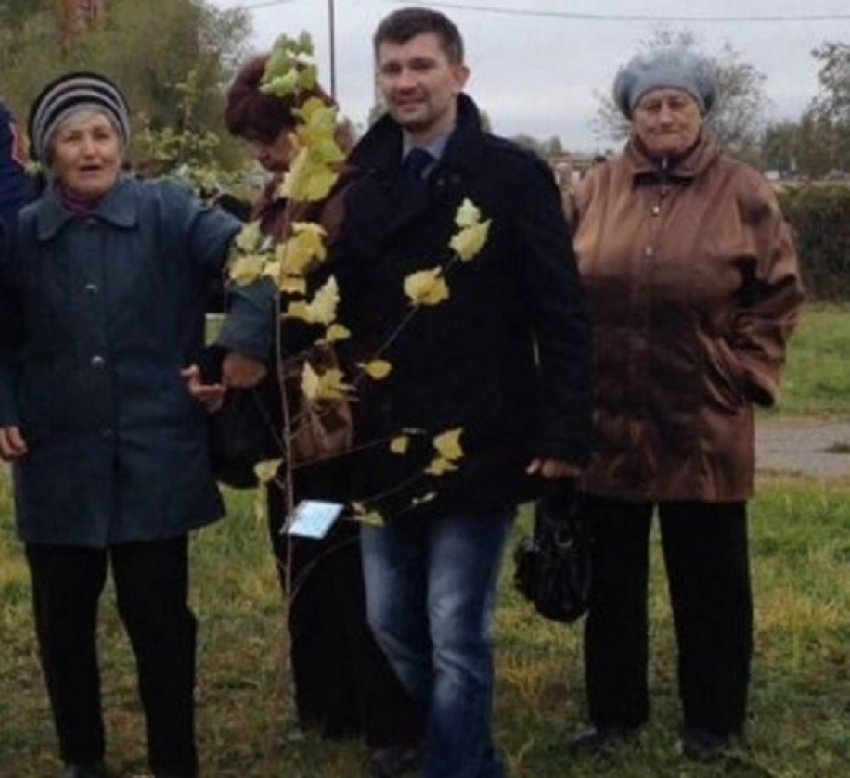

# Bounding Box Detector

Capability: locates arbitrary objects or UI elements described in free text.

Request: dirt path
[756,417,850,480]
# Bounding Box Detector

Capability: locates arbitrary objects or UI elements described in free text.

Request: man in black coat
[333,8,593,776]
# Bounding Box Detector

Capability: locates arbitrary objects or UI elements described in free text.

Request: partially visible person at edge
[220,55,422,778]
[568,47,804,763]
[328,8,593,776]
[0,96,34,225]
[0,71,274,778]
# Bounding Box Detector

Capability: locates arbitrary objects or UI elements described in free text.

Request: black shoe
[369,746,420,777]
[568,725,640,756]
[682,729,737,763]
[61,762,108,778]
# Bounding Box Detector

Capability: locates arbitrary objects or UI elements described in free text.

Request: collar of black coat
[35,174,138,240]
[348,93,487,179]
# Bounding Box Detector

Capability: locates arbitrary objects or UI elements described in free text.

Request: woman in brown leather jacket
[570,47,804,763]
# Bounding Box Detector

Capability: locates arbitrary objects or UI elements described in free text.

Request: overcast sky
[211,0,849,152]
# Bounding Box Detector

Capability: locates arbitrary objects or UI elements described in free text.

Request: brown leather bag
[286,344,353,466]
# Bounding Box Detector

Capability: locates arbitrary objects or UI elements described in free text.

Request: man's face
[376,32,469,143]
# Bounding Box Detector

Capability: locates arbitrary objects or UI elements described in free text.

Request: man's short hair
[374,7,465,65]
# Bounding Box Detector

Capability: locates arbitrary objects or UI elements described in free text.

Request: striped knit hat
[28,71,131,162]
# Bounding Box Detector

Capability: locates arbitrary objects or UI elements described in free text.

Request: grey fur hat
[612,46,717,119]
[28,71,131,163]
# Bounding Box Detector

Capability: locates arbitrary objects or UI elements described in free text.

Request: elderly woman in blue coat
[0,73,272,778]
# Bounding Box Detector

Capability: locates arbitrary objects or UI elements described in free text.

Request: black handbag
[513,485,592,623]
[209,368,285,489]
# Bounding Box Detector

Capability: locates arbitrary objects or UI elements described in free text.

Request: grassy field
[1,306,848,777]
[769,304,850,417]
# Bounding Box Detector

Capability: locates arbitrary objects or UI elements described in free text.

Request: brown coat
[572,135,803,502]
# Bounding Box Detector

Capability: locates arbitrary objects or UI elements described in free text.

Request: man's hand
[181,365,226,413]
[221,352,268,389]
[526,458,583,479]
[0,426,28,461]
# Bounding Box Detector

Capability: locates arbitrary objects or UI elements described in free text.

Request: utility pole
[327,0,337,99]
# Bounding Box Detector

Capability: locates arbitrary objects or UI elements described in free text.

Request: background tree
[761,42,849,178]
[592,28,769,161]
[0,0,253,173]
[808,42,850,174]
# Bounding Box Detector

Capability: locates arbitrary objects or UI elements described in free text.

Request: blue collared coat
[0,176,274,546]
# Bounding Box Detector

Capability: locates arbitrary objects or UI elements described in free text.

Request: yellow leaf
[309,276,340,324]
[229,254,266,286]
[359,360,393,380]
[303,164,340,201]
[425,456,458,476]
[285,300,312,323]
[450,221,491,261]
[283,276,340,325]
[300,362,352,402]
[301,361,320,400]
[352,502,384,527]
[235,220,263,252]
[262,70,301,97]
[411,492,437,506]
[254,458,283,484]
[455,198,482,228]
[325,323,351,342]
[355,511,385,527]
[281,148,340,202]
[279,275,307,295]
[277,222,327,276]
[403,268,449,306]
[433,428,464,461]
[261,260,281,280]
[390,435,409,455]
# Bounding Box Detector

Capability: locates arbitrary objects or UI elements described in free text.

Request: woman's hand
[221,352,268,389]
[0,426,28,461]
[181,365,226,413]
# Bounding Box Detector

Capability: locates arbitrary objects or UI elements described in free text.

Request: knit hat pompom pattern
[28,71,131,162]
[612,47,717,120]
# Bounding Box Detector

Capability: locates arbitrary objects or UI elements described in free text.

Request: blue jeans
[361,511,514,778]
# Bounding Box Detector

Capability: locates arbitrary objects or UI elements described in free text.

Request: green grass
[770,303,850,417]
[1,483,848,776]
[1,305,849,776]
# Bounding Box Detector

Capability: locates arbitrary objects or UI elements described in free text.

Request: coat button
[91,355,107,367]
[84,283,98,295]
[651,205,661,216]
[101,427,114,440]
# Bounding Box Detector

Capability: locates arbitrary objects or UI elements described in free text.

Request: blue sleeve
[171,180,277,361]
[0,103,34,229]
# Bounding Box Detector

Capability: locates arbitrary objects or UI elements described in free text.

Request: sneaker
[568,725,641,756]
[369,746,420,777]
[682,729,737,763]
